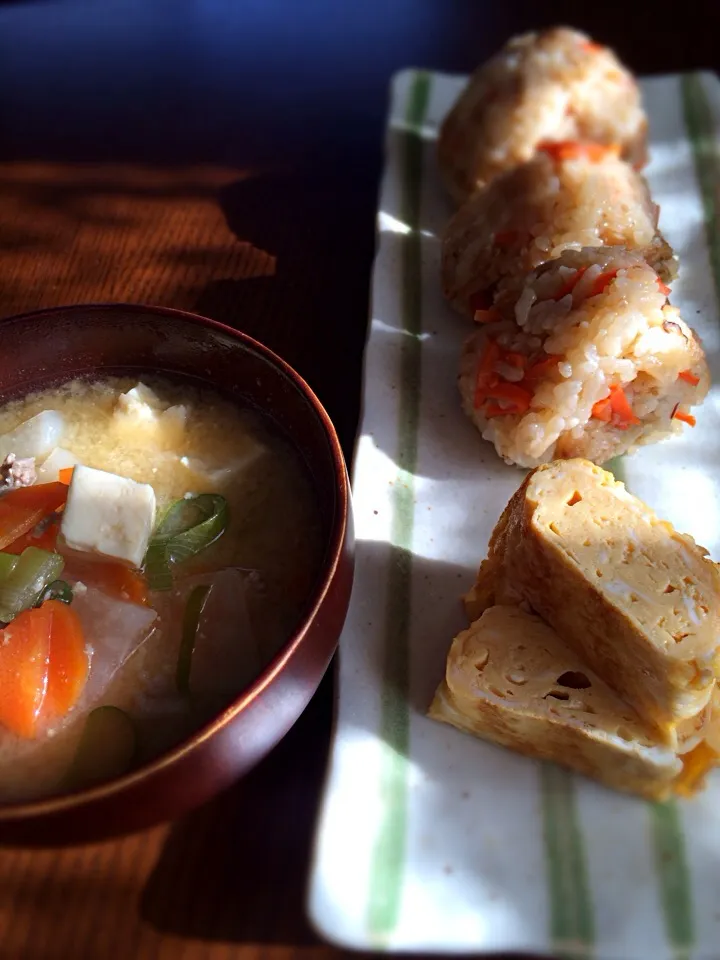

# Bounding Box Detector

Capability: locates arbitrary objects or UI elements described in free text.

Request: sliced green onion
[0,553,19,581]
[144,494,228,591]
[65,706,136,792]
[38,579,73,605]
[0,547,64,623]
[176,583,211,696]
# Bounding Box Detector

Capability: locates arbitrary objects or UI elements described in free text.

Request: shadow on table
[0,159,374,460]
[194,169,378,459]
[140,666,334,945]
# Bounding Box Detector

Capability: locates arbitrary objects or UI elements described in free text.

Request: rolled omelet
[465,459,720,742]
[429,604,718,799]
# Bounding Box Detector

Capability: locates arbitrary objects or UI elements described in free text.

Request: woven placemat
[0,162,276,319]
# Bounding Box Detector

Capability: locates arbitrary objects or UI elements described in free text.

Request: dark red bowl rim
[0,302,350,821]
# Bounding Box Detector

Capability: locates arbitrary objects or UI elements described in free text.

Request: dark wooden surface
[0,2,717,957]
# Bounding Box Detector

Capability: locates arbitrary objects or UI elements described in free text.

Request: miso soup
[0,377,324,801]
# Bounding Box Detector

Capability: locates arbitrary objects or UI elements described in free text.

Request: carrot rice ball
[438,27,647,204]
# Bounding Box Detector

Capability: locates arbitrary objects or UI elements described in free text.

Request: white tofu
[60,465,156,569]
[112,383,187,448]
[177,433,268,490]
[116,383,163,420]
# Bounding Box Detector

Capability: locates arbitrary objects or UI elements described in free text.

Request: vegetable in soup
[0,377,324,801]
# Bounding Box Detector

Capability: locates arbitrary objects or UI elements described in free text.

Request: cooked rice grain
[438,27,647,204]
[442,150,676,318]
[458,248,709,467]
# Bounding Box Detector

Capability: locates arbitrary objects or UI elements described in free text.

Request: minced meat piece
[0,453,36,490]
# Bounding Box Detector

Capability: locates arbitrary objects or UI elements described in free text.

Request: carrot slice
[580,41,603,54]
[484,403,509,418]
[591,395,613,422]
[58,467,75,485]
[678,369,700,386]
[673,409,696,427]
[5,515,60,556]
[473,307,502,324]
[554,266,587,301]
[538,140,620,163]
[657,279,672,296]
[43,600,88,720]
[65,557,149,607]
[608,384,640,428]
[0,482,68,551]
[0,605,52,738]
[493,230,518,247]
[587,269,618,298]
[473,339,500,409]
[468,289,493,314]
[525,354,562,381]
[483,383,533,418]
[488,383,533,408]
[592,384,640,428]
[609,384,638,421]
[503,352,526,370]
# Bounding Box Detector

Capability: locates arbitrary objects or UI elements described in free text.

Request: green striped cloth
[308,70,720,959]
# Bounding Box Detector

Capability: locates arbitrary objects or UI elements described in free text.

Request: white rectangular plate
[308,69,720,959]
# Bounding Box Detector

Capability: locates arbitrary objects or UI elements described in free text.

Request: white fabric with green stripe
[308,69,720,960]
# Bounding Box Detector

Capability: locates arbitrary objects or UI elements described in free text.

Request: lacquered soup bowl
[0,303,354,846]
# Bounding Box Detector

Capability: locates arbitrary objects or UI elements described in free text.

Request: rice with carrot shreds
[458,247,709,468]
[442,146,676,319]
[437,27,647,204]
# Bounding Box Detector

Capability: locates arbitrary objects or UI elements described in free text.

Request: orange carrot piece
[473,307,502,324]
[587,269,618,298]
[580,41,603,54]
[493,230,518,247]
[468,289,493,313]
[609,384,640,428]
[5,515,60,556]
[0,482,68,551]
[484,403,509,418]
[0,605,52,738]
[43,600,88,720]
[657,279,672,296]
[592,384,640,428]
[674,409,696,427]
[65,557,150,607]
[58,467,75,485]
[473,340,501,409]
[503,352,526,370]
[678,369,700,386]
[538,140,620,163]
[487,383,533,409]
[525,354,562,381]
[591,395,613,422]
[554,266,587,301]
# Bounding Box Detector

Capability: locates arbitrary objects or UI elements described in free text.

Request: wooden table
[0,2,717,957]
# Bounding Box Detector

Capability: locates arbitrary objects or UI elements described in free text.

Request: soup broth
[0,376,324,802]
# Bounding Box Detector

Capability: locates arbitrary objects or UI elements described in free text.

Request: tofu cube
[60,465,156,569]
[113,383,187,448]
